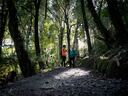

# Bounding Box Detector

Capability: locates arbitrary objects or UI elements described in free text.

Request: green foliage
[74,0,82,21]
[0,58,20,79]
[93,58,109,74]
[100,8,109,17]
[40,20,58,49]
[2,47,15,57]
[93,39,108,56]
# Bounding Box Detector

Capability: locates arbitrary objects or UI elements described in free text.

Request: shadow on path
[0,67,128,96]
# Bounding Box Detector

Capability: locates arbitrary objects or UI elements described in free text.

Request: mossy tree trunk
[7,0,36,77]
[34,0,45,69]
[64,9,71,61]
[58,22,64,63]
[80,0,92,56]
[73,21,79,57]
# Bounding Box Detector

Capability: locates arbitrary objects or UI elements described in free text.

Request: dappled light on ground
[0,68,127,96]
[54,68,90,80]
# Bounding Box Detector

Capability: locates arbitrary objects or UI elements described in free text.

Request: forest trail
[0,67,128,96]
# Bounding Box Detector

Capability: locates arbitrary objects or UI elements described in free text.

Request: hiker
[61,45,67,67]
[69,47,77,67]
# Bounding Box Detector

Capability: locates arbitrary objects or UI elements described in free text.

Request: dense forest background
[0,0,128,80]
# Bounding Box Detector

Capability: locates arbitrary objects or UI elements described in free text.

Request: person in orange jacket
[61,45,67,67]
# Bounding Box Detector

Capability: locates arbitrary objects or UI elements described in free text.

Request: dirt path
[0,67,128,96]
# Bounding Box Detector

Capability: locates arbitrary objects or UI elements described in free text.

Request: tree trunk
[0,0,7,58]
[106,0,128,47]
[80,0,92,56]
[65,12,70,61]
[73,22,79,57]
[58,24,64,61]
[7,0,36,77]
[86,0,114,48]
[44,0,48,19]
[34,0,41,57]
[34,0,45,69]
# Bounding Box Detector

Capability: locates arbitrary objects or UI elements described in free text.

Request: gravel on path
[0,67,128,96]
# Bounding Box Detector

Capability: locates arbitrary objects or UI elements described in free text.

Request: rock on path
[0,67,128,96]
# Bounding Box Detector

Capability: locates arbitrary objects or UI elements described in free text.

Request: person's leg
[69,57,72,67]
[70,58,74,67]
[72,57,75,68]
[61,56,64,67]
[64,56,66,67]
